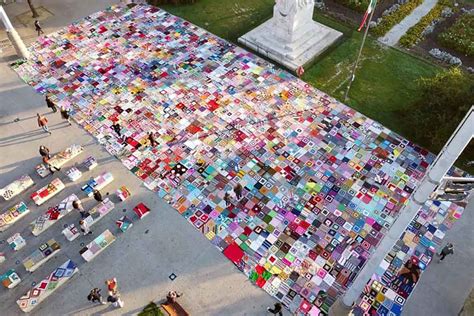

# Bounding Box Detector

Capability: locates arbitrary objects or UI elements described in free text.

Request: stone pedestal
[238,0,341,71]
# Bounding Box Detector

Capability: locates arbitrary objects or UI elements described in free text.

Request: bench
[161,302,190,316]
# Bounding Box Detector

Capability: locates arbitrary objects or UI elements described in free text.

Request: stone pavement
[0,1,275,315]
[379,0,438,46]
[403,200,474,316]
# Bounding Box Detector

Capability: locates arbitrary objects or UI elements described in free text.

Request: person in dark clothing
[166,290,182,304]
[234,183,243,200]
[34,20,44,36]
[148,132,158,147]
[267,303,283,315]
[39,145,50,158]
[72,200,88,219]
[93,190,103,202]
[438,243,454,262]
[45,95,57,112]
[112,123,122,137]
[87,288,106,304]
[60,107,72,125]
[224,192,231,206]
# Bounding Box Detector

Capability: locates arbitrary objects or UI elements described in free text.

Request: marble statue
[239,0,342,71]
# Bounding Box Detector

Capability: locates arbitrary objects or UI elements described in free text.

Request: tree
[408,67,474,169]
[27,0,39,18]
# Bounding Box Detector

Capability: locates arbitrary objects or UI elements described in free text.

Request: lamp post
[0,5,30,59]
[343,0,377,102]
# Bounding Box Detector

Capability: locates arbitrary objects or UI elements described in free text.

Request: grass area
[138,302,165,316]
[159,1,473,171]
[303,13,440,141]
[160,0,275,43]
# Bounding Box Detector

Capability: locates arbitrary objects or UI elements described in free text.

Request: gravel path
[379,0,438,46]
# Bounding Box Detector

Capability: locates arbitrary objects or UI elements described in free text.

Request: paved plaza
[0,1,472,316]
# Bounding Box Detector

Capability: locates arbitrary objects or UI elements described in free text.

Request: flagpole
[343,0,377,102]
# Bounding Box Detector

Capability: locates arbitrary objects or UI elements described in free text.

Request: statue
[273,0,314,41]
[239,0,342,71]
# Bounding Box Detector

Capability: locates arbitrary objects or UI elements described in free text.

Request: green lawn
[159,1,473,171]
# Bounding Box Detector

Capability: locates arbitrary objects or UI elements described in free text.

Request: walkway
[403,200,474,316]
[379,0,438,46]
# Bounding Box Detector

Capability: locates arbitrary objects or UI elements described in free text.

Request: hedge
[399,0,452,47]
[438,13,474,57]
[371,0,424,37]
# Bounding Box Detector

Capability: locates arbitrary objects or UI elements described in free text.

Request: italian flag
[358,0,377,31]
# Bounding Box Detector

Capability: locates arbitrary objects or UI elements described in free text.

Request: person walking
[438,243,454,262]
[267,302,283,315]
[234,183,243,200]
[37,113,51,134]
[148,132,158,147]
[79,219,92,235]
[45,95,57,112]
[39,145,51,158]
[73,200,88,219]
[34,20,44,36]
[93,189,103,202]
[87,288,106,305]
[43,155,60,173]
[60,107,72,126]
[106,278,123,308]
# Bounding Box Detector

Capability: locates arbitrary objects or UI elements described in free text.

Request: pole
[343,1,377,102]
[339,106,474,308]
[0,5,30,59]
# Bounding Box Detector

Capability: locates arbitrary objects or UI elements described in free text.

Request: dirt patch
[406,4,474,69]
[322,0,399,26]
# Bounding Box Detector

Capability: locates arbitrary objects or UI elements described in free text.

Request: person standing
[43,155,60,173]
[73,200,87,219]
[267,302,283,315]
[45,95,57,112]
[148,132,158,147]
[438,243,454,262]
[60,107,72,126]
[37,113,51,134]
[39,145,51,158]
[79,219,92,235]
[87,288,106,305]
[107,291,124,308]
[93,189,103,202]
[166,290,183,304]
[34,20,44,36]
[234,183,243,200]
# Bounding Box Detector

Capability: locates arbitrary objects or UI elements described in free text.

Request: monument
[239,0,342,71]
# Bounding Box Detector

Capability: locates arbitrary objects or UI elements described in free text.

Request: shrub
[407,68,474,149]
[399,0,453,47]
[372,0,423,37]
[438,13,474,57]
